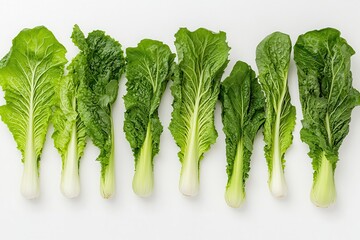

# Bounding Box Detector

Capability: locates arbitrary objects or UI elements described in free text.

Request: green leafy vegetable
[294,28,360,207]
[52,54,87,198]
[72,25,125,199]
[169,28,230,196]
[256,32,296,198]
[220,61,265,208]
[124,39,175,197]
[0,26,67,199]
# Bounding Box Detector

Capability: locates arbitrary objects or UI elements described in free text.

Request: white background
[0,0,360,239]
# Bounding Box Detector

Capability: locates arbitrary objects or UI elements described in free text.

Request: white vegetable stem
[132,122,154,197]
[269,112,287,198]
[225,140,245,208]
[21,150,39,199]
[311,153,336,208]
[179,155,199,196]
[179,110,200,196]
[61,122,80,198]
[21,106,39,199]
[100,118,115,199]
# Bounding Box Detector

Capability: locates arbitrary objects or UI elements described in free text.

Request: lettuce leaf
[52,54,87,198]
[169,28,230,196]
[294,28,360,207]
[124,39,175,197]
[256,32,296,198]
[0,26,67,199]
[220,61,265,207]
[72,25,125,199]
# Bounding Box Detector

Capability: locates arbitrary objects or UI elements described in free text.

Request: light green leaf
[52,54,87,198]
[169,28,230,196]
[0,26,67,198]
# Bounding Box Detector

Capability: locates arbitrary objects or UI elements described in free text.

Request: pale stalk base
[60,124,80,198]
[310,154,336,208]
[22,115,40,199]
[21,158,40,199]
[179,159,199,196]
[101,164,115,199]
[101,118,115,199]
[225,140,245,208]
[269,122,287,198]
[132,167,153,198]
[61,168,80,198]
[268,97,288,198]
[132,124,153,197]
[225,186,245,208]
[269,165,287,198]
[178,103,201,197]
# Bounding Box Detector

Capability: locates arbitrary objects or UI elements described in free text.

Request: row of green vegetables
[0,25,358,208]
